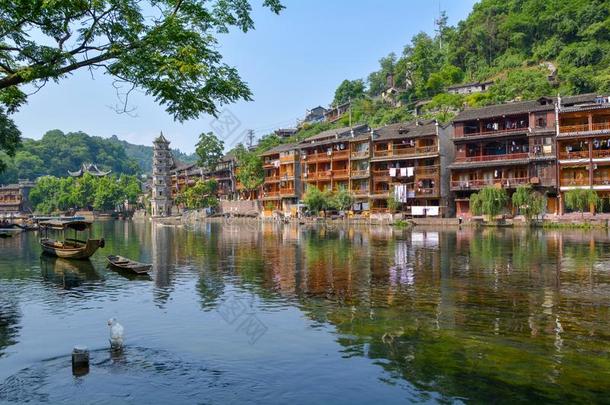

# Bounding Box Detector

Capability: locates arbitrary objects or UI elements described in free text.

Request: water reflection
[40,256,101,289]
[1,223,610,402]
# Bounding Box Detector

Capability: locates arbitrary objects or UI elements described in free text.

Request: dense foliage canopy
[0,0,283,172]
[0,130,141,184]
[29,173,141,213]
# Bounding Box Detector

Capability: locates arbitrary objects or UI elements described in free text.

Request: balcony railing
[332,169,349,178]
[303,172,317,180]
[352,188,369,196]
[415,165,440,176]
[372,170,391,181]
[351,169,370,177]
[351,151,369,159]
[455,152,528,163]
[373,145,438,158]
[280,156,296,163]
[450,177,530,190]
[280,188,295,196]
[416,187,439,196]
[558,150,589,160]
[332,150,349,159]
[263,191,280,197]
[593,177,610,186]
[560,178,590,187]
[457,126,529,138]
[265,175,280,182]
[593,149,610,159]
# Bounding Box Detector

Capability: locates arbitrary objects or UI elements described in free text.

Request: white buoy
[72,345,89,376]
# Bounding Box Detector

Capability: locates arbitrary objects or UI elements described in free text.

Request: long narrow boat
[107,255,152,274]
[39,220,104,260]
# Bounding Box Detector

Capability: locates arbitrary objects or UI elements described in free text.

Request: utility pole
[246,129,255,148]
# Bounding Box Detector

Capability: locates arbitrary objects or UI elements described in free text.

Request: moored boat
[39,220,104,260]
[107,255,152,274]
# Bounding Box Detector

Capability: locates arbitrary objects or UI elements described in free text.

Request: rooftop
[373,120,437,141]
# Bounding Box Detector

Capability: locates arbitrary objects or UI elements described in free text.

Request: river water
[0,221,609,403]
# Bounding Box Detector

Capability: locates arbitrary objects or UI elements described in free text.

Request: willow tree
[511,185,546,223]
[470,186,508,221]
[564,188,601,217]
[0,0,284,169]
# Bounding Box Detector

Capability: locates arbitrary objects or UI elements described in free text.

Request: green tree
[234,145,263,200]
[0,0,283,172]
[470,186,509,221]
[303,186,332,214]
[564,188,601,217]
[331,187,354,211]
[333,79,365,105]
[178,179,218,209]
[195,132,224,172]
[511,185,546,223]
[387,194,399,214]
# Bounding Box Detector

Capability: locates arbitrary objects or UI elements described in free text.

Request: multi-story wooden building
[261,144,300,212]
[349,132,373,211]
[369,120,452,216]
[300,124,370,195]
[0,181,35,214]
[450,98,559,217]
[557,94,610,213]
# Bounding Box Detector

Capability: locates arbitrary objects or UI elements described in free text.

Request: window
[535,113,547,128]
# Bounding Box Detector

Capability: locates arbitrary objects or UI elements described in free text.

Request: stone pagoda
[151,132,173,217]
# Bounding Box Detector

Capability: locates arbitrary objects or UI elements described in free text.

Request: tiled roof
[259,143,299,156]
[300,124,369,143]
[453,93,599,122]
[373,120,437,141]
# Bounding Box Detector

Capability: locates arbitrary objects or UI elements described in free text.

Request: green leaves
[195,132,224,172]
[511,185,546,222]
[470,186,509,221]
[176,179,218,209]
[564,188,601,216]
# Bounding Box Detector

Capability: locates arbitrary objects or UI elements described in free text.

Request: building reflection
[188,223,610,403]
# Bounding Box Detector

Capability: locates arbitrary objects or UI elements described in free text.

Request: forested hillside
[333,0,610,120]
[254,0,610,154]
[0,131,199,184]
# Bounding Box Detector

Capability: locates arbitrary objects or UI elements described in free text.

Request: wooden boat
[39,220,104,260]
[107,255,152,274]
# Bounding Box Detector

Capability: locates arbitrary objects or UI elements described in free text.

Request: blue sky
[13,0,478,153]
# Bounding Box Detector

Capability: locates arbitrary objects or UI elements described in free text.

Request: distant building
[324,101,351,123]
[68,163,111,177]
[300,106,327,127]
[150,132,173,216]
[274,128,298,138]
[0,180,35,214]
[447,81,493,95]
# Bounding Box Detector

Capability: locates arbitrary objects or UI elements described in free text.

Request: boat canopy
[39,220,92,231]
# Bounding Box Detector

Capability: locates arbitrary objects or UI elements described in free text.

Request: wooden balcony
[454,152,528,163]
[351,169,370,178]
[351,151,369,159]
[450,177,530,190]
[372,170,391,182]
[593,177,610,186]
[280,155,296,163]
[456,126,529,139]
[303,172,317,180]
[416,187,439,197]
[332,169,349,179]
[593,149,610,159]
[370,190,390,198]
[263,190,280,197]
[373,145,438,158]
[280,173,295,180]
[559,122,610,134]
[280,188,296,196]
[352,188,370,196]
[265,175,280,182]
[558,150,589,160]
[415,165,440,176]
[332,150,349,160]
[560,178,590,187]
